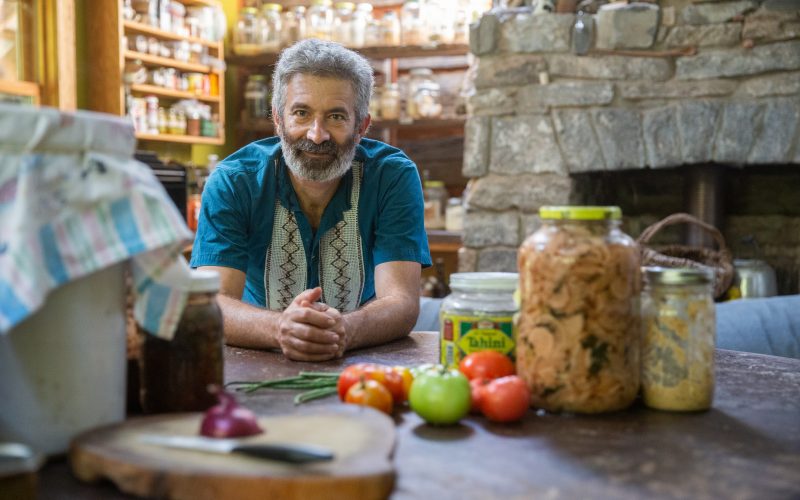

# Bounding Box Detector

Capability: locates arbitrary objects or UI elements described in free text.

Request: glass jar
[440,272,519,368]
[423,179,448,229]
[245,74,269,121]
[369,85,382,117]
[406,67,435,120]
[641,267,715,412]
[332,2,355,45]
[234,7,262,55]
[379,82,401,120]
[426,0,455,45]
[261,3,283,52]
[140,269,224,413]
[414,81,442,119]
[517,205,641,414]
[351,2,373,48]
[281,5,307,48]
[379,10,401,46]
[401,0,425,45]
[307,0,334,41]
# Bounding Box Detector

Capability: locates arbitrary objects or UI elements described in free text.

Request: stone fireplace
[459,0,800,294]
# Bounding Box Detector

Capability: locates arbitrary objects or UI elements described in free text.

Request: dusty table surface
[39,332,800,499]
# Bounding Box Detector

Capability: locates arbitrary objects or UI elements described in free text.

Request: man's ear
[272,107,281,129]
[357,114,371,140]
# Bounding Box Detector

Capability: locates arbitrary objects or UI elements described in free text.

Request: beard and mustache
[279,125,359,183]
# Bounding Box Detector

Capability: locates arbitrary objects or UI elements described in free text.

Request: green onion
[228,371,340,404]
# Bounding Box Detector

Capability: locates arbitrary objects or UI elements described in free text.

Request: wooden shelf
[227,43,470,67]
[135,133,224,145]
[178,0,221,6]
[123,20,221,50]
[125,50,216,74]
[130,83,220,103]
[427,229,462,253]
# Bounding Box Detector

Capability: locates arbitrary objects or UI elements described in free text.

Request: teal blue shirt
[190,137,431,308]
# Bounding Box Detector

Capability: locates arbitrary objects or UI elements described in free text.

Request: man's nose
[306,117,331,144]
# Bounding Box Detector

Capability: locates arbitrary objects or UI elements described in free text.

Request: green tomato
[409,365,471,425]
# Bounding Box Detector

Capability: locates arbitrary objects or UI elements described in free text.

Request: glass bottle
[351,2,373,48]
[307,0,334,41]
[282,5,307,47]
[406,67,435,120]
[414,81,442,119]
[517,206,641,414]
[245,74,269,121]
[234,7,261,55]
[140,269,224,413]
[332,2,355,45]
[400,0,424,45]
[379,82,401,120]
[440,272,519,367]
[260,3,283,52]
[641,267,715,412]
[423,179,448,229]
[380,10,401,46]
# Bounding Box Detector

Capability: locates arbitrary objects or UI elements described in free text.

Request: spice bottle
[140,269,224,413]
[440,272,519,368]
[517,206,641,413]
[641,267,715,412]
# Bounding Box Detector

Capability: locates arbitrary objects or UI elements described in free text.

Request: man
[191,39,431,361]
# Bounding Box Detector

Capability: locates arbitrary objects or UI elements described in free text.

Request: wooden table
[39,332,800,499]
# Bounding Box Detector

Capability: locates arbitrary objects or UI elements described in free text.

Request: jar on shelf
[445,197,464,232]
[440,272,519,368]
[365,14,383,47]
[426,0,455,45]
[139,269,224,413]
[234,7,262,55]
[379,10,401,46]
[369,85,382,118]
[517,206,641,414]
[406,67,435,120]
[145,95,159,134]
[423,179,448,229]
[281,5,307,47]
[351,3,373,48]
[245,74,269,121]
[379,82,401,120]
[413,81,442,119]
[307,0,334,41]
[641,267,715,412]
[401,0,425,45]
[260,3,283,52]
[332,2,355,46]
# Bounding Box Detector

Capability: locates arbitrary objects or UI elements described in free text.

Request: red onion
[199,385,264,438]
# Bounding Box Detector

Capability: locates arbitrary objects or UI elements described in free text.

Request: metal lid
[449,272,519,291]
[190,269,220,293]
[539,205,622,221]
[643,266,714,285]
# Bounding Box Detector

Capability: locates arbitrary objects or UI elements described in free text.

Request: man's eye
[330,113,346,121]
[293,110,308,118]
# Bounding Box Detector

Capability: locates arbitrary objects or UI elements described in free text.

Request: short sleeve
[189,166,251,272]
[372,158,432,268]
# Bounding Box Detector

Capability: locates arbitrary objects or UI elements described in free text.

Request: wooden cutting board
[69,405,396,500]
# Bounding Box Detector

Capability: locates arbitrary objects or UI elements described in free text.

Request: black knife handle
[232,444,334,464]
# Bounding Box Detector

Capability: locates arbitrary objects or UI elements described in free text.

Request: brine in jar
[517,206,641,413]
[641,267,715,412]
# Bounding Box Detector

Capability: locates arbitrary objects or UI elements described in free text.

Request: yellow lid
[241,7,258,14]
[263,3,283,11]
[335,2,356,9]
[312,0,333,5]
[425,180,445,188]
[539,205,622,220]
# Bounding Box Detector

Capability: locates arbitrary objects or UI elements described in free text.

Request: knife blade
[138,434,334,464]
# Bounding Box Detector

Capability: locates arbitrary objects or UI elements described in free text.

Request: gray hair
[272,39,374,126]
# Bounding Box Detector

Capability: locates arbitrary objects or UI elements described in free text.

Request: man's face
[276,74,367,183]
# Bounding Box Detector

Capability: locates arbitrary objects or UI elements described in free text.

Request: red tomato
[459,351,516,381]
[469,378,490,414]
[337,363,374,401]
[390,366,414,403]
[481,375,530,423]
[345,379,394,414]
[366,365,406,404]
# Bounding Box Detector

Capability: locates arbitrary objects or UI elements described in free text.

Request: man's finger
[293,287,323,305]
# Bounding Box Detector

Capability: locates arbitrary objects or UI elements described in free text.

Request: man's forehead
[285,74,356,106]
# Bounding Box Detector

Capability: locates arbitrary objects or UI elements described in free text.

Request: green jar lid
[539,205,622,220]
[449,272,519,291]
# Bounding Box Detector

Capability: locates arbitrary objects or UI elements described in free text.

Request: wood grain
[70,406,396,500]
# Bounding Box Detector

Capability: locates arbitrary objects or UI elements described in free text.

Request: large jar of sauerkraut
[517,206,641,413]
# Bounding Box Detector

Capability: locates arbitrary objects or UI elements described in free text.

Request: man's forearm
[216,294,281,350]
[342,294,419,351]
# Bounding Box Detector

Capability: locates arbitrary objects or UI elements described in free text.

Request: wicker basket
[636,213,734,299]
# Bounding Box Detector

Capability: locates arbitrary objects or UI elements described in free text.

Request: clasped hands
[276,287,349,361]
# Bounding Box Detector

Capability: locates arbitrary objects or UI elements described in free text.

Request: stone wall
[459,0,800,294]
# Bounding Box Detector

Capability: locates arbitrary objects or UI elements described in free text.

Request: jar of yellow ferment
[517,206,641,413]
[641,267,715,412]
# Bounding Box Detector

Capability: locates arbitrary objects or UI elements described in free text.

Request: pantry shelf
[130,84,221,103]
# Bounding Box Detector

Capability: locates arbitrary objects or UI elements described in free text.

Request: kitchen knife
[138,434,334,464]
